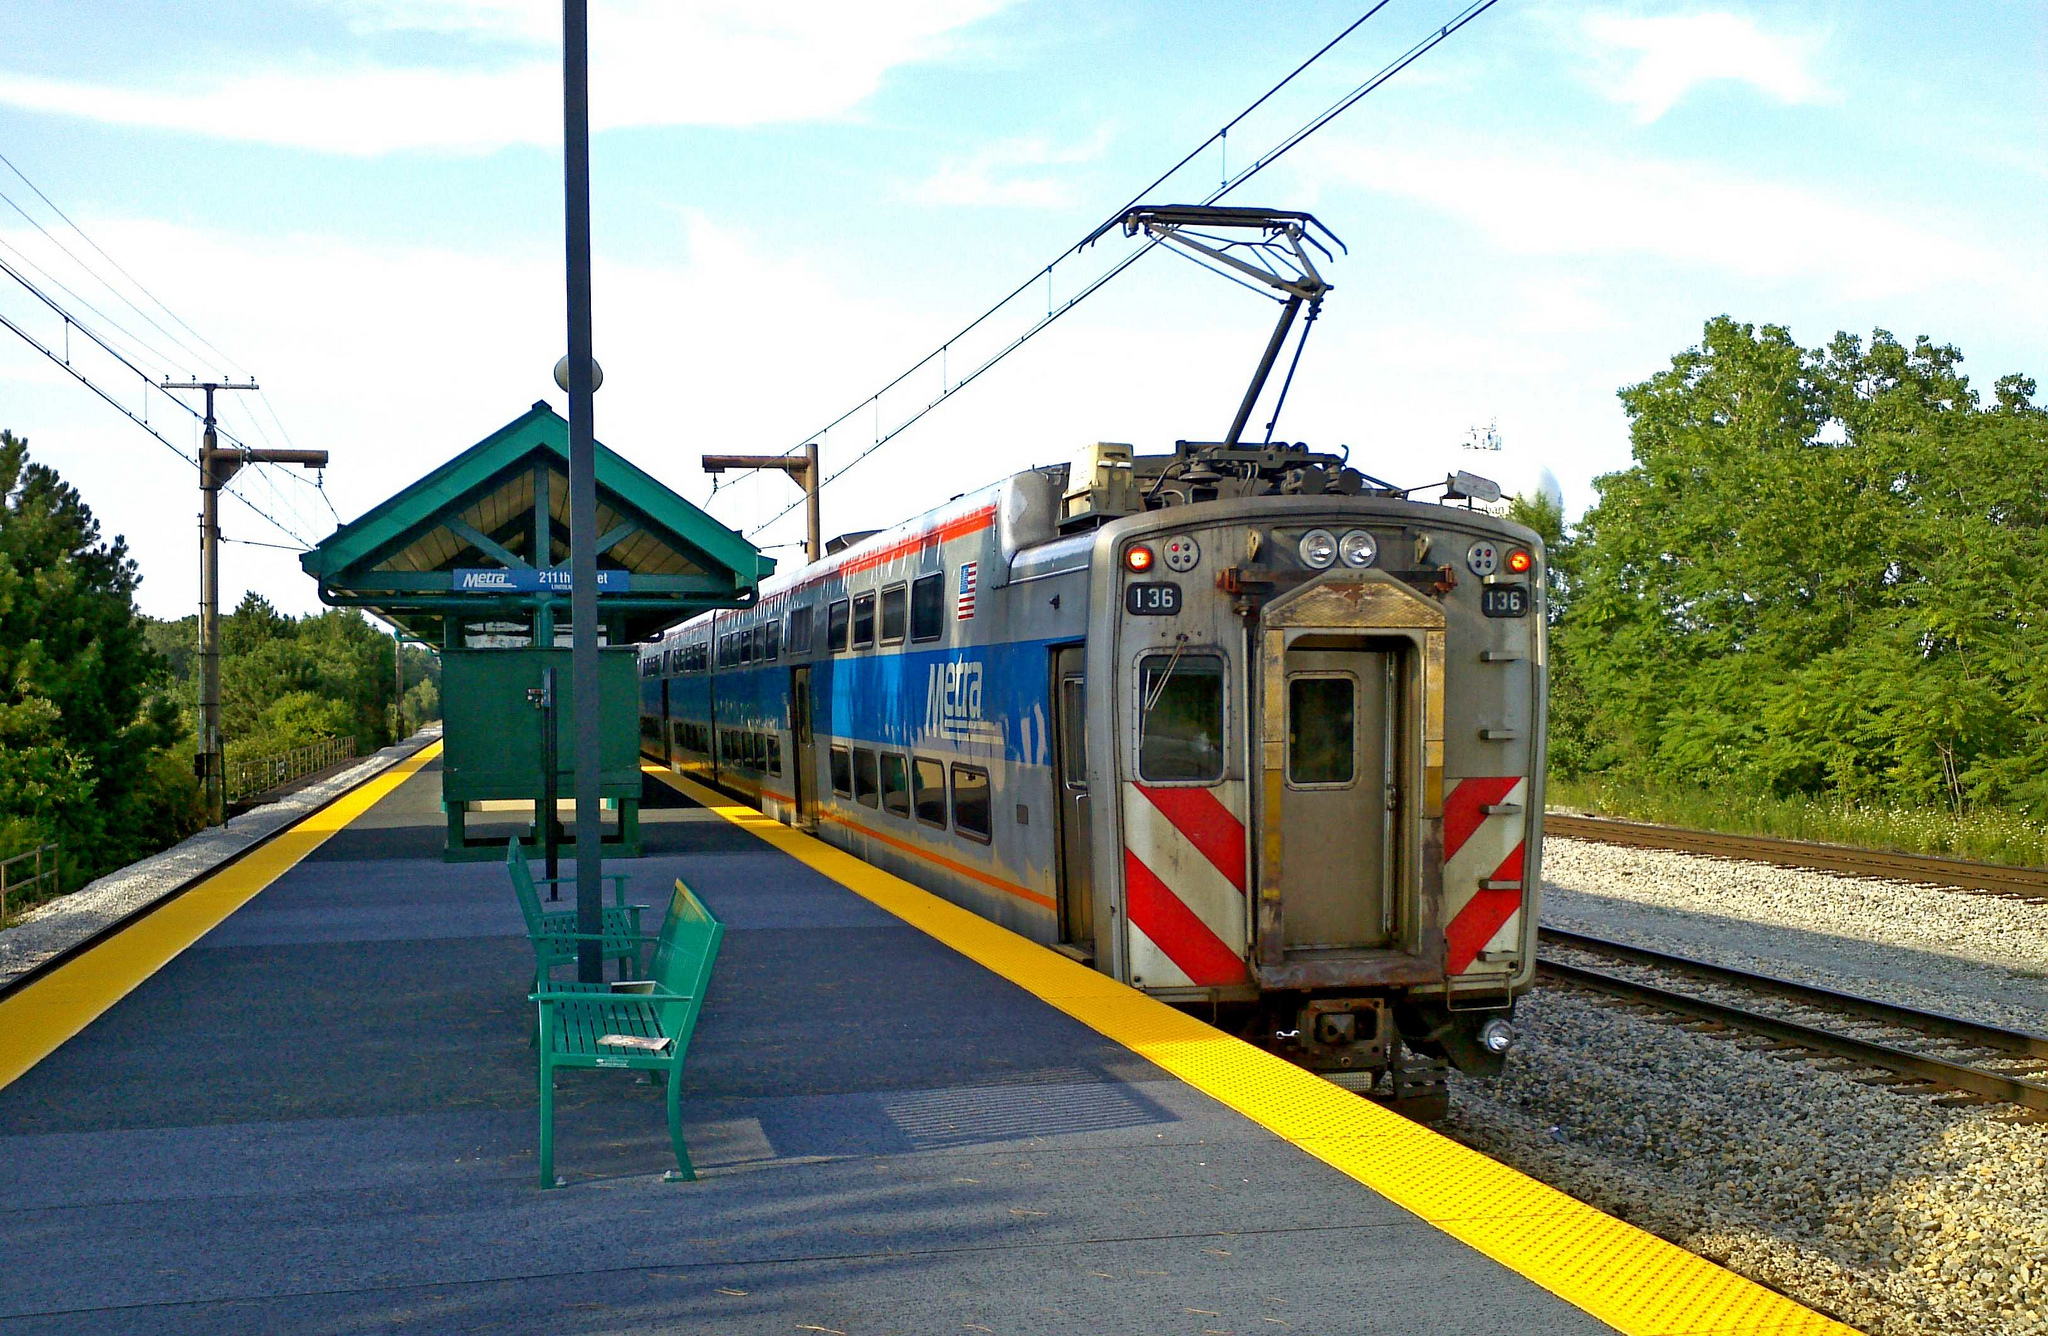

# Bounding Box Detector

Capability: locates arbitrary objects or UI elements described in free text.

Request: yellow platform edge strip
[0,742,444,1093]
[656,768,1854,1336]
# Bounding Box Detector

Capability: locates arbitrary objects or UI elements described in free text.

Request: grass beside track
[1548,775,2048,870]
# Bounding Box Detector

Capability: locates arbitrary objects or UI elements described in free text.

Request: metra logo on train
[926,658,1000,744]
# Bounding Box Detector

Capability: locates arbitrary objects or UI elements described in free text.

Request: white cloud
[1316,139,2011,301]
[0,209,1271,616]
[1582,10,1829,122]
[0,0,1011,154]
[907,128,1113,208]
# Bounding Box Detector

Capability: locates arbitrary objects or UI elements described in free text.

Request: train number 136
[1481,584,1529,618]
[1125,582,1182,616]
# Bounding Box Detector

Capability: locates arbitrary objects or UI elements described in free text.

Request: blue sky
[1,0,2041,620]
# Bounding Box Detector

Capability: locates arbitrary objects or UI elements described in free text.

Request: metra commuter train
[640,438,1547,1104]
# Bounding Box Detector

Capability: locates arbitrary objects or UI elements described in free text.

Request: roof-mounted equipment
[1086,204,1345,449]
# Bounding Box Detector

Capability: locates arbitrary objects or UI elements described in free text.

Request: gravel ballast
[1441,834,2048,1335]
[1447,988,2048,1335]
[1540,837,2048,1035]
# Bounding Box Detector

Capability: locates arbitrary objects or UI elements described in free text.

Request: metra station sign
[453,568,632,593]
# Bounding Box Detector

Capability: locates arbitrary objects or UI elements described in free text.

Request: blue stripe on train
[665,638,1063,767]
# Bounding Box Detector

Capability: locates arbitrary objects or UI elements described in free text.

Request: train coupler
[1279,997,1394,1072]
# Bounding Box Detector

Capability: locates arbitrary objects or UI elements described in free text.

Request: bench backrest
[651,879,723,1051]
[505,839,546,935]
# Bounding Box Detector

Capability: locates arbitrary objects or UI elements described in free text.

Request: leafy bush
[1552,319,2048,825]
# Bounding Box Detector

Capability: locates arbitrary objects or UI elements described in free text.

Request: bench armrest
[531,987,693,1004]
[529,929,665,946]
[536,872,633,906]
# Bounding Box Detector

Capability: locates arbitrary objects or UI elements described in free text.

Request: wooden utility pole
[163,377,328,825]
[701,443,821,562]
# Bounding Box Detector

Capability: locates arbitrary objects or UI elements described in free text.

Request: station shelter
[301,401,772,859]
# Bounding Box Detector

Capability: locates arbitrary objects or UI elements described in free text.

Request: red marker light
[1505,548,1533,574]
[1125,545,1155,573]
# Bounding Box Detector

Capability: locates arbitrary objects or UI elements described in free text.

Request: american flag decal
[956,561,977,620]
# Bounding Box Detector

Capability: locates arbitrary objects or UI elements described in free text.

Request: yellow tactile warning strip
[655,768,1856,1336]
[0,742,443,1093]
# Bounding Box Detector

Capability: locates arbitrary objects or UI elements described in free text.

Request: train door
[790,665,815,826]
[1279,646,1396,950]
[1051,645,1093,955]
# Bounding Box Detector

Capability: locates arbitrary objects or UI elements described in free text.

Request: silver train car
[640,439,1547,1103]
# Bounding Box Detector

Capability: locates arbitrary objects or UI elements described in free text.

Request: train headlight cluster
[1338,529,1378,568]
[1298,529,1338,569]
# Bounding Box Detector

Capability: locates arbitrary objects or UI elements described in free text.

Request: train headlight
[1124,544,1155,573]
[1338,529,1377,568]
[1298,529,1337,569]
[1505,547,1533,574]
[1479,1018,1515,1054]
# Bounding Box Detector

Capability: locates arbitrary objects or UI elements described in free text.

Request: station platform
[0,747,1850,1335]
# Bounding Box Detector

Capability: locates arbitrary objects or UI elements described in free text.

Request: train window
[880,584,907,644]
[881,753,910,818]
[1061,675,1087,779]
[830,745,853,797]
[828,599,850,653]
[1288,676,1356,786]
[767,734,781,776]
[950,764,991,842]
[853,748,880,807]
[763,618,781,662]
[911,573,944,642]
[740,627,754,665]
[750,731,765,769]
[852,592,876,649]
[1138,653,1226,783]
[913,757,947,827]
[787,606,812,656]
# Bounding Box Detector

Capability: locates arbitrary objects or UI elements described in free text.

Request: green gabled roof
[301,402,772,643]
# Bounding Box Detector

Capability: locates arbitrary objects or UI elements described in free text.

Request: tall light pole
[561,0,604,983]
[164,376,328,824]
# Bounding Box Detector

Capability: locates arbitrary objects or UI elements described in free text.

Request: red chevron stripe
[1124,848,1248,985]
[1444,844,1526,973]
[1442,775,1522,863]
[1133,783,1246,890]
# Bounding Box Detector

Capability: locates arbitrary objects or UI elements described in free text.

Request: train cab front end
[1089,493,1546,1102]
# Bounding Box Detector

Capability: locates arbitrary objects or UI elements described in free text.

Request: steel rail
[1535,945,2048,1113]
[1541,928,2048,1060]
[1544,813,2048,902]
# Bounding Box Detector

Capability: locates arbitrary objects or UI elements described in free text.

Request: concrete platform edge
[0,725,444,993]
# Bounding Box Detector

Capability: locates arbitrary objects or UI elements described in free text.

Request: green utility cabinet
[440,646,643,861]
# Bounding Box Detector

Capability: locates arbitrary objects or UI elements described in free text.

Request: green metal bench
[532,878,724,1188]
[505,838,643,991]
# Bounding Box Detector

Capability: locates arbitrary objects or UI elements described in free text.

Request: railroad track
[1543,813,2048,903]
[1537,927,2048,1113]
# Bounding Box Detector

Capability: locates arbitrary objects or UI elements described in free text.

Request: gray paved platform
[0,761,1612,1334]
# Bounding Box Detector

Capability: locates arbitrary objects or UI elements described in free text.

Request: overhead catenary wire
[0,257,314,546]
[0,152,247,378]
[0,152,329,530]
[749,4,1392,486]
[743,0,1502,538]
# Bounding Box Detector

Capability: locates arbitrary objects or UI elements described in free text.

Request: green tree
[1556,318,2048,813]
[0,430,200,881]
